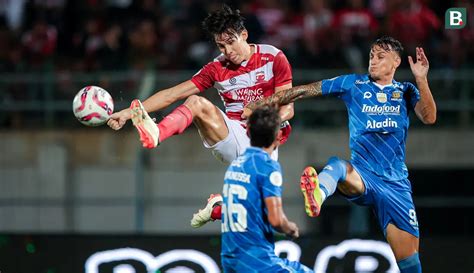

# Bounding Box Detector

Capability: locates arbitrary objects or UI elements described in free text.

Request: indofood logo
[362,104,400,115]
[84,239,399,273]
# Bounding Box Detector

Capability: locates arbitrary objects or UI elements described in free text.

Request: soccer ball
[72,86,114,126]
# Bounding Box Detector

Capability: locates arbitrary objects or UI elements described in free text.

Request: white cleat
[191,194,223,228]
[130,99,159,148]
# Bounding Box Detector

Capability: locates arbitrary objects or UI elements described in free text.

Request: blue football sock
[318,157,347,199]
[397,253,422,273]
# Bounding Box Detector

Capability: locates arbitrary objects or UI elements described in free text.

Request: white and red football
[72,86,114,126]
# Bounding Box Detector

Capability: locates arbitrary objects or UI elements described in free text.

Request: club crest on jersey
[229,77,237,85]
[255,71,265,84]
[391,91,402,102]
[376,92,387,103]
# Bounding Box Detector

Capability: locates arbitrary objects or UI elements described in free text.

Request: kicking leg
[130,95,229,148]
[183,95,229,146]
[386,223,421,273]
[300,157,365,217]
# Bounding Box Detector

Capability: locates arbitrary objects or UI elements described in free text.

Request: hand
[241,107,253,119]
[107,108,132,130]
[287,221,299,239]
[408,47,429,80]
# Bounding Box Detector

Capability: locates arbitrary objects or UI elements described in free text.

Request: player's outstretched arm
[242,81,323,119]
[142,80,200,113]
[409,47,437,124]
[107,80,200,130]
[275,83,295,122]
[265,196,299,239]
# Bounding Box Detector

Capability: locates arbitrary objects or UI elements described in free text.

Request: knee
[184,95,213,115]
[326,157,347,174]
[327,156,343,165]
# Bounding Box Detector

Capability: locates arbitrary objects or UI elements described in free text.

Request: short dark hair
[371,36,404,57]
[202,4,246,38]
[248,105,281,148]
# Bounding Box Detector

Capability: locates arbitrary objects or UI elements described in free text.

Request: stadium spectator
[387,0,441,53]
[0,1,468,72]
[21,18,57,69]
[331,0,379,71]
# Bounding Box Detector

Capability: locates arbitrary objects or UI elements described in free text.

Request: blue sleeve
[321,74,356,101]
[404,82,421,109]
[258,160,283,199]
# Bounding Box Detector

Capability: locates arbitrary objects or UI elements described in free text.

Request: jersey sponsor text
[362,104,400,115]
[366,118,398,129]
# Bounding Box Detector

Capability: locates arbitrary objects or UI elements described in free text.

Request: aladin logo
[366,118,398,129]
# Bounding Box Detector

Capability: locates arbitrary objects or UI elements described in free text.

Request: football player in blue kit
[242,36,437,273]
[221,105,313,273]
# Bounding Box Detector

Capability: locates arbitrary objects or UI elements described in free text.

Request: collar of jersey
[367,74,398,91]
[246,146,267,155]
[240,44,258,67]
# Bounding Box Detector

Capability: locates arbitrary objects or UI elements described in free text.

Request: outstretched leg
[192,157,366,227]
[130,95,229,148]
[182,95,229,146]
[300,157,365,217]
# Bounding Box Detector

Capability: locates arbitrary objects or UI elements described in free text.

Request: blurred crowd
[0,0,473,74]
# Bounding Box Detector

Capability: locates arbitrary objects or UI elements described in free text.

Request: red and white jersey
[191,44,292,122]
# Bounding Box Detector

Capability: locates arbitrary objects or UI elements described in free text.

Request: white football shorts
[200,109,278,164]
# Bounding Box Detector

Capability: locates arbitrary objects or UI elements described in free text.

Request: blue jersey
[321,74,420,184]
[221,147,283,264]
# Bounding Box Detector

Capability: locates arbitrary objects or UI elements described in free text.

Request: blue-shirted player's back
[322,74,420,187]
[221,147,312,273]
[221,147,281,260]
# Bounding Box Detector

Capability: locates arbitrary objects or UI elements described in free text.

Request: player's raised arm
[408,47,437,125]
[242,81,323,118]
[265,196,299,239]
[107,80,200,130]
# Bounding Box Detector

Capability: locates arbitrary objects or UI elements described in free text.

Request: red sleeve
[273,51,292,87]
[191,62,216,92]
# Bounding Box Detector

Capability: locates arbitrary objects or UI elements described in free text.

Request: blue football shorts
[342,163,420,238]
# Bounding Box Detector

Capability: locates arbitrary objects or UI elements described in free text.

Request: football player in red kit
[108,5,293,165]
